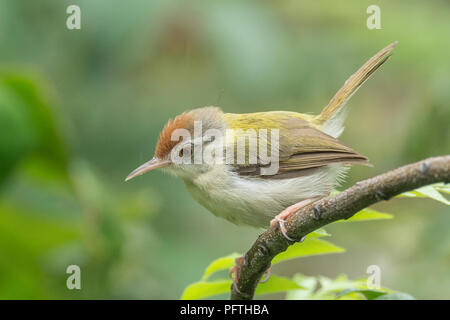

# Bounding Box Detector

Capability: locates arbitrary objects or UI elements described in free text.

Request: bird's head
[125,106,226,181]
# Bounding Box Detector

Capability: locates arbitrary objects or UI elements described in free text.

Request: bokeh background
[0,0,449,299]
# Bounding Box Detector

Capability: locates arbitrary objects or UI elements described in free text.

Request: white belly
[184,164,347,228]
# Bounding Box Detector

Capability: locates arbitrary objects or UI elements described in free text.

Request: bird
[126,42,397,241]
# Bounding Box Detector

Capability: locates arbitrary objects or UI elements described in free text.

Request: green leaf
[181,275,304,300]
[201,253,241,281]
[285,274,319,300]
[286,273,415,300]
[0,72,69,184]
[434,183,450,195]
[180,279,232,300]
[0,202,80,255]
[194,227,332,285]
[336,288,388,300]
[272,239,345,265]
[255,275,304,296]
[199,228,332,281]
[375,292,415,300]
[329,189,341,196]
[335,208,393,223]
[316,274,360,295]
[305,228,331,239]
[398,185,450,205]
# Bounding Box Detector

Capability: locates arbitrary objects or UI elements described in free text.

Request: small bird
[126,42,397,241]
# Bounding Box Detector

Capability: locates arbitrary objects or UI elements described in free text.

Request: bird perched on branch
[126,42,397,242]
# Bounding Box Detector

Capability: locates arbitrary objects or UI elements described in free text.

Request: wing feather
[225,113,369,179]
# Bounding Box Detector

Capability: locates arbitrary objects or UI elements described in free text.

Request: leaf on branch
[181,275,303,300]
[230,157,449,300]
[305,228,331,239]
[272,239,345,265]
[286,273,413,300]
[434,183,450,195]
[374,292,415,300]
[397,184,450,205]
[285,274,318,299]
[335,208,393,223]
[198,230,332,281]
[201,252,241,281]
[181,279,232,300]
[335,288,388,300]
[255,275,304,297]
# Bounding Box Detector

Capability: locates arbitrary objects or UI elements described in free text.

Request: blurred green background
[0,0,449,299]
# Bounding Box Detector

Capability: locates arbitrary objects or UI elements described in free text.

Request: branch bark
[230,155,450,300]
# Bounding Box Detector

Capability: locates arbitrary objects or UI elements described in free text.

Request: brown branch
[230,155,450,300]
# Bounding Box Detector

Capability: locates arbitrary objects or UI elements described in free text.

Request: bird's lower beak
[125,157,171,181]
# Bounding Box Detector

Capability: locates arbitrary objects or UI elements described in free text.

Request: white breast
[184,164,348,228]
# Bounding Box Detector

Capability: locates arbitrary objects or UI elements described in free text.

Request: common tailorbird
[126,42,397,242]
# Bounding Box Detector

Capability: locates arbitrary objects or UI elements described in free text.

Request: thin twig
[230,155,450,300]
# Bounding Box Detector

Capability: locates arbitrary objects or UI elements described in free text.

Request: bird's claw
[260,266,271,283]
[271,198,320,242]
[229,256,244,282]
[274,217,298,242]
[230,255,272,285]
[271,214,305,242]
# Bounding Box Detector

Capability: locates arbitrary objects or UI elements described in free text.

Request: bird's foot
[230,255,271,286]
[229,255,245,284]
[270,198,320,242]
[260,266,271,283]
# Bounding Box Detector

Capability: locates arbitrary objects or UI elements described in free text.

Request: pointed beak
[125,158,171,182]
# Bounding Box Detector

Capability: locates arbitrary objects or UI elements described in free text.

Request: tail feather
[314,41,397,137]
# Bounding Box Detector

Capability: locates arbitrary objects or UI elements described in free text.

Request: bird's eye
[179,145,191,158]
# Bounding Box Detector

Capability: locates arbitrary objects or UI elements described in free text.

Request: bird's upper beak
[125,157,171,182]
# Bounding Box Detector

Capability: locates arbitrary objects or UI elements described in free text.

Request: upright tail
[314,41,398,137]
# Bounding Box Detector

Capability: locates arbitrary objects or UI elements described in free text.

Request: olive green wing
[225,114,369,179]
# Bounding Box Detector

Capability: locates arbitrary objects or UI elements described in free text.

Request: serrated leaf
[335,208,393,223]
[180,279,232,300]
[201,253,241,281]
[272,239,345,265]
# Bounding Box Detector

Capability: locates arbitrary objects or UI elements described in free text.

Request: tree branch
[230,155,450,300]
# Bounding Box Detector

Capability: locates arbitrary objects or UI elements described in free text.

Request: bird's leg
[231,198,321,286]
[230,255,271,285]
[270,197,320,242]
